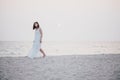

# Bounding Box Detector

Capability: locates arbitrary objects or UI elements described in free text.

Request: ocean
[0,41,120,57]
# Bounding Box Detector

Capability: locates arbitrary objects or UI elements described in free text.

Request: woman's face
[35,23,38,28]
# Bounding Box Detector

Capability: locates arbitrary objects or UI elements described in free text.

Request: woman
[27,22,46,59]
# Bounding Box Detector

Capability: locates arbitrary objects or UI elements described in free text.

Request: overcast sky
[0,0,120,41]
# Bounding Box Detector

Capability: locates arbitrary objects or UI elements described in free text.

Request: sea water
[0,41,120,57]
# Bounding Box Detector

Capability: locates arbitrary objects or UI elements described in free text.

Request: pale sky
[0,0,120,41]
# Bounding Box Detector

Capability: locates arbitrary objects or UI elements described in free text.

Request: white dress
[27,28,41,59]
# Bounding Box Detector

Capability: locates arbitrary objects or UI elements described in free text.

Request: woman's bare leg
[40,48,46,58]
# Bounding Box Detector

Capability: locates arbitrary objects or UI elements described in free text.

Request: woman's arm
[39,27,43,43]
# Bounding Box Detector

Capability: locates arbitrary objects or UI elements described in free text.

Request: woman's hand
[40,40,42,43]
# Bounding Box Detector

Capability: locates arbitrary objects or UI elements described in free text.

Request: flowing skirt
[27,41,41,59]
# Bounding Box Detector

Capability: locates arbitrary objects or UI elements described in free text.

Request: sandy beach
[0,54,120,80]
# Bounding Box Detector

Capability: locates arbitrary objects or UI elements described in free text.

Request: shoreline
[0,53,120,57]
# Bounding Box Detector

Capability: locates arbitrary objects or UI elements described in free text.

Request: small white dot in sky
[57,24,61,27]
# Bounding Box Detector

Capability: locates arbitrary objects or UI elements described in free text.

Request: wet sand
[0,54,120,80]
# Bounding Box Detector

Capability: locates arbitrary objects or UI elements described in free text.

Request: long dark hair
[33,22,39,30]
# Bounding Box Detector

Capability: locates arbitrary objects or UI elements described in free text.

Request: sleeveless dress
[27,28,41,59]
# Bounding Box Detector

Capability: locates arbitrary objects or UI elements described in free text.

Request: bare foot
[43,54,46,58]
